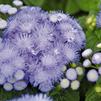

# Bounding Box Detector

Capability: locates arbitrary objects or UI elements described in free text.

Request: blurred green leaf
[0,0,12,4]
[65,0,80,14]
[85,86,101,101]
[75,0,101,12]
[86,29,101,51]
[23,0,45,6]
[51,88,80,101]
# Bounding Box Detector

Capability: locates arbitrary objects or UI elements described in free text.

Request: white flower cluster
[60,66,84,90]
[82,46,101,82]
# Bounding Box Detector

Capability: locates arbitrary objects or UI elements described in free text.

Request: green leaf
[0,0,12,4]
[50,88,80,101]
[23,0,45,6]
[86,29,101,52]
[85,87,101,101]
[75,0,101,12]
[65,0,80,14]
[79,78,95,101]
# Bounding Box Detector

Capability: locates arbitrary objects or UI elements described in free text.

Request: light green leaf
[75,0,101,12]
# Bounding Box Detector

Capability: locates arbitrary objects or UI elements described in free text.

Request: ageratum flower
[0,44,25,85]
[3,7,49,54]
[96,11,101,28]
[2,7,86,92]
[9,94,53,101]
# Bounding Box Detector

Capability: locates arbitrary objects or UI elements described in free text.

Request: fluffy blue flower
[1,7,86,92]
[9,94,53,101]
[29,65,63,92]
[55,18,85,49]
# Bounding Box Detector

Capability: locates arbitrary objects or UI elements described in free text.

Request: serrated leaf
[75,0,101,12]
[65,0,80,14]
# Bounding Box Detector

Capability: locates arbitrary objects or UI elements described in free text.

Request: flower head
[1,7,86,92]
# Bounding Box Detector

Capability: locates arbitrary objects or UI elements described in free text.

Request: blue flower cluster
[0,7,85,92]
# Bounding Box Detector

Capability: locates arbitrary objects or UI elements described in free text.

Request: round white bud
[60,79,70,89]
[92,53,101,64]
[83,59,91,67]
[66,68,77,81]
[14,70,25,80]
[71,80,80,90]
[82,49,93,58]
[3,83,13,91]
[96,43,101,48]
[76,67,84,75]
[8,7,17,15]
[87,69,99,82]
[0,19,7,29]
[0,4,11,13]
[13,0,23,6]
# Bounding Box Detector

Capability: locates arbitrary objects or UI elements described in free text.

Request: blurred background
[0,0,100,15]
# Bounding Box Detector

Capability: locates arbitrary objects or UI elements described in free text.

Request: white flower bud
[3,83,13,91]
[60,79,70,89]
[8,7,17,15]
[66,68,77,81]
[13,0,23,6]
[14,70,25,80]
[14,81,27,91]
[87,69,99,82]
[0,19,7,29]
[0,4,11,13]
[96,43,101,48]
[71,80,80,90]
[83,59,91,67]
[76,67,84,75]
[92,53,101,64]
[82,49,93,58]
[61,65,67,72]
